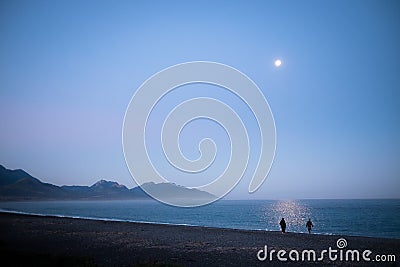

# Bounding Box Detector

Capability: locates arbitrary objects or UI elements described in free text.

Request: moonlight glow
[274,59,282,67]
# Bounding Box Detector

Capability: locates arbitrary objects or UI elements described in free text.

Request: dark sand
[0,212,399,266]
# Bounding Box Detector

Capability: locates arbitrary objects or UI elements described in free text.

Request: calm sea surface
[1,199,399,239]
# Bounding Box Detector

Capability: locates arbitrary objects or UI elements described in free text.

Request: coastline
[0,208,398,240]
[1,212,399,266]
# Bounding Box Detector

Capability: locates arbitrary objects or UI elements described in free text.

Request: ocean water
[1,199,399,239]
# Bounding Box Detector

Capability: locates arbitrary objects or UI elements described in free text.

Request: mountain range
[0,165,214,201]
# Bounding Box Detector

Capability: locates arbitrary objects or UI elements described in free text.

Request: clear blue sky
[1,0,399,199]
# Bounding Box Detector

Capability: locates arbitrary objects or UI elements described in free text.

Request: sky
[0,0,399,199]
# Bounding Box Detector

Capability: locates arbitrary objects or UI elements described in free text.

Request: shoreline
[1,209,397,240]
[1,212,399,266]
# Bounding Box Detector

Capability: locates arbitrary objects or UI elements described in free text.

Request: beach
[0,212,399,266]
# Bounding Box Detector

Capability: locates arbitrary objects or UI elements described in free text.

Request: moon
[274,59,282,67]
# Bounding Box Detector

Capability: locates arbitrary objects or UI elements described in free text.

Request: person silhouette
[306,218,314,234]
[279,218,286,234]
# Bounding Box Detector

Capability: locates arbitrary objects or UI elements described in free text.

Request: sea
[1,199,399,239]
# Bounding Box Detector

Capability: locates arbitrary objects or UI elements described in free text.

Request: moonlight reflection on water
[263,200,312,232]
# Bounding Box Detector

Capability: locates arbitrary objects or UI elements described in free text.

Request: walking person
[306,218,314,234]
[279,218,286,234]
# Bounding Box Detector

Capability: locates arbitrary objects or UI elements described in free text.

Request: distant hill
[140,182,215,200]
[0,165,214,201]
[0,165,68,200]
